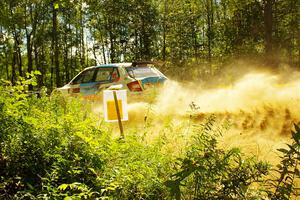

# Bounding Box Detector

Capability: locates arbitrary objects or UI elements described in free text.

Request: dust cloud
[125,67,300,164]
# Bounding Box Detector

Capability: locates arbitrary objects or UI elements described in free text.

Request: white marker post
[103,89,128,138]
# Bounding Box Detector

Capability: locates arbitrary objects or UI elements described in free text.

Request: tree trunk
[162,0,168,62]
[26,33,33,90]
[206,0,213,66]
[191,20,198,60]
[64,40,69,83]
[80,2,85,68]
[70,42,74,78]
[25,4,36,91]
[92,45,98,65]
[26,35,33,74]
[289,0,298,66]
[6,55,9,81]
[264,0,274,65]
[34,42,44,88]
[11,52,17,84]
[38,27,46,87]
[17,45,23,77]
[134,30,139,60]
[52,1,60,87]
[9,4,23,77]
[12,30,23,77]
[3,45,9,80]
[100,33,107,64]
[109,30,116,63]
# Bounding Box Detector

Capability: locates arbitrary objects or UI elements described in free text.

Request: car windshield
[125,66,162,78]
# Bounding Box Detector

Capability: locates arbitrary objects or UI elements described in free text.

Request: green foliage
[1,0,299,87]
[166,116,270,199]
[0,75,172,199]
[0,76,105,198]
[267,124,300,200]
[99,135,171,199]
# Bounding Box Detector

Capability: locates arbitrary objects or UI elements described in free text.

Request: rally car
[54,61,167,101]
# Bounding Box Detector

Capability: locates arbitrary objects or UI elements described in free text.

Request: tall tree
[52,0,60,87]
[263,0,275,64]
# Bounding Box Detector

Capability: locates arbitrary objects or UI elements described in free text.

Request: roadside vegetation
[0,75,299,199]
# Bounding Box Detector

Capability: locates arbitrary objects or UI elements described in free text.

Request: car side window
[95,68,119,82]
[71,69,95,84]
[81,70,95,83]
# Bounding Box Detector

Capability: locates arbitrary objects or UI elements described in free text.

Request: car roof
[83,61,157,70]
[83,63,131,70]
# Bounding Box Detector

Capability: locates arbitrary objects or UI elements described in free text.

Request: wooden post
[113,90,124,138]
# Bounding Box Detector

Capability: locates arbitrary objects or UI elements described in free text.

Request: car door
[68,68,97,96]
[68,67,120,99]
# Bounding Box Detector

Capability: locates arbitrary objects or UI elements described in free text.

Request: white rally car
[54,61,168,101]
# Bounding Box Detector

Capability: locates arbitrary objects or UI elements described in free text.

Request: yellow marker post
[113,90,124,138]
[103,89,128,138]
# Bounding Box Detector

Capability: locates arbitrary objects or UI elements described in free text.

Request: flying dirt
[123,68,300,164]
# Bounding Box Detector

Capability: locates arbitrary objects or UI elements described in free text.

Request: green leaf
[58,184,69,191]
[54,3,59,9]
[278,148,289,154]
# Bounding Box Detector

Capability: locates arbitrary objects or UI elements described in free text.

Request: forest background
[0,0,299,90]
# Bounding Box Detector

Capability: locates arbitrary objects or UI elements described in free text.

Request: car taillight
[127,81,143,92]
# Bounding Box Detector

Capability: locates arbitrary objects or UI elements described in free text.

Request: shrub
[0,77,107,199]
[165,115,270,199]
[267,124,300,200]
